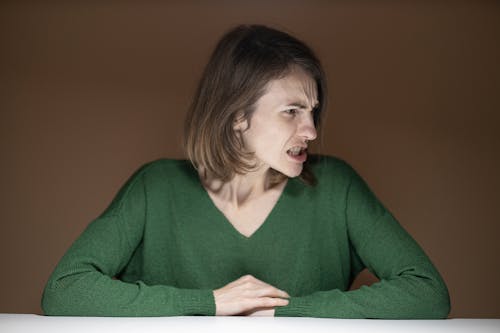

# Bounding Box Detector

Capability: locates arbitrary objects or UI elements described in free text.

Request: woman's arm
[41,217,215,316]
[41,164,214,316]
[275,165,450,319]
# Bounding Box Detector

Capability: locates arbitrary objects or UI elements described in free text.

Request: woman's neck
[200,166,286,209]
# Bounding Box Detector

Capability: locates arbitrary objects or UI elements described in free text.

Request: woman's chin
[279,165,303,178]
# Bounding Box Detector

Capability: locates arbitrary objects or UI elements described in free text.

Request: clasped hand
[213,275,290,316]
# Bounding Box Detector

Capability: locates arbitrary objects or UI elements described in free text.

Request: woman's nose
[299,113,317,141]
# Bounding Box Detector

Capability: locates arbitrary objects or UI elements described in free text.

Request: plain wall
[1,0,499,317]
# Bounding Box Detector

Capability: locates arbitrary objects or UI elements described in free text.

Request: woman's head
[184,24,327,184]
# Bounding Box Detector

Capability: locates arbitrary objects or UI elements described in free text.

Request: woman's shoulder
[115,159,196,191]
[140,158,191,171]
[303,155,371,200]
[308,154,357,179]
[134,158,195,180]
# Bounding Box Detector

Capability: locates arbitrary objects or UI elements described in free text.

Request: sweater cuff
[177,288,215,316]
[274,296,312,317]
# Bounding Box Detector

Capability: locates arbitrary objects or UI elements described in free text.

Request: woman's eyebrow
[287,102,307,109]
[286,101,320,109]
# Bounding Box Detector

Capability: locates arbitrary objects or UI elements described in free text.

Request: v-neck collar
[186,162,292,240]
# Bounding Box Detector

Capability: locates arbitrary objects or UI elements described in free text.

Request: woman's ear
[233,113,248,132]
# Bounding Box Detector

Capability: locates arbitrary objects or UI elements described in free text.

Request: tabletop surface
[1,314,499,333]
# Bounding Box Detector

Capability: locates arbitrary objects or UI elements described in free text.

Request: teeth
[288,147,304,156]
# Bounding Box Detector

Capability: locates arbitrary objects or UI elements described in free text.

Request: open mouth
[287,146,307,157]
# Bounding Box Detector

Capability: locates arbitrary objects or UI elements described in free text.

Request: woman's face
[236,67,318,178]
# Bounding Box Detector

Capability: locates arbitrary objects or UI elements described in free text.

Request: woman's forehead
[261,68,318,107]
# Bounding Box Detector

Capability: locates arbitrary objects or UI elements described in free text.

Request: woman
[42,24,450,318]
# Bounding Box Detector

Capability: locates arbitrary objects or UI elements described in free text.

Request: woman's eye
[284,109,298,115]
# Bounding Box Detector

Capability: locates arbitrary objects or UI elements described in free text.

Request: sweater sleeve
[275,164,451,319]
[41,163,215,316]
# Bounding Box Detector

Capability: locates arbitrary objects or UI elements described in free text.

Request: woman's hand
[213,275,289,316]
[243,308,276,316]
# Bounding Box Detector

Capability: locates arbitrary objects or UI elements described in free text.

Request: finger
[253,285,290,299]
[237,275,290,298]
[242,308,275,316]
[252,296,289,309]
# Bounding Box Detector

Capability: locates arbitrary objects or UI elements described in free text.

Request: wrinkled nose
[299,114,317,142]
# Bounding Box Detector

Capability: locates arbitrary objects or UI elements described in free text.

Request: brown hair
[184,24,327,185]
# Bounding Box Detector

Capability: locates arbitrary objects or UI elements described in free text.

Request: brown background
[1,0,499,318]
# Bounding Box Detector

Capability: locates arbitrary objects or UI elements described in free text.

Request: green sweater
[42,156,450,318]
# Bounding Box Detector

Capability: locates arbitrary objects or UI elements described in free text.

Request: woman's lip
[287,150,307,163]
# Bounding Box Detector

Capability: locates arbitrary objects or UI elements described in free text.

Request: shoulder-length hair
[184,24,327,185]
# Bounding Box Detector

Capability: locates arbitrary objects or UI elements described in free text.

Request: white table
[1,314,499,333]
